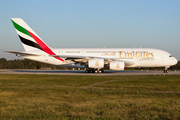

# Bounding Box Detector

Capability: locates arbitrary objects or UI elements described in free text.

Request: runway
[0,70,180,75]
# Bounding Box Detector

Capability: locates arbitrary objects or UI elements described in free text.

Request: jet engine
[88,59,104,68]
[109,61,125,70]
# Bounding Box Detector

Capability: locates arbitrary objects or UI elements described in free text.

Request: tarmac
[0,70,180,76]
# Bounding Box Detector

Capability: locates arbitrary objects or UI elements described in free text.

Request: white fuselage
[23,48,177,68]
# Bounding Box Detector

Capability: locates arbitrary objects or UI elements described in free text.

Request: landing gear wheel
[85,69,104,73]
[163,70,168,73]
[85,70,90,73]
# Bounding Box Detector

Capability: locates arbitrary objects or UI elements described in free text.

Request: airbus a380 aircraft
[5,18,177,73]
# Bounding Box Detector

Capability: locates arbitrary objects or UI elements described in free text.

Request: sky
[0,0,180,60]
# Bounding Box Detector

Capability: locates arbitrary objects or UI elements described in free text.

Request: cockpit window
[169,55,173,57]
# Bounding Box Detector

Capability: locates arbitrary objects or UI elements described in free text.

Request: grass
[0,74,180,119]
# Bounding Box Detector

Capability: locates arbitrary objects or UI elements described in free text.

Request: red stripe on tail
[27,30,64,62]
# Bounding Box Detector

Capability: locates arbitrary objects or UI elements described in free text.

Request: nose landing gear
[163,66,169,73]
[164,69,168,73]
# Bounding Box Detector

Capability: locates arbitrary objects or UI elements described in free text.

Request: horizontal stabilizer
[5,51,41,56]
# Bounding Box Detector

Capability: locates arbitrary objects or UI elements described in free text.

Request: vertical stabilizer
[11,18,64,61]
[11,18,47,52]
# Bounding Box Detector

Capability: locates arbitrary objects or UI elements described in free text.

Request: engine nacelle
[88,59,104,68]
[109,61,125,70]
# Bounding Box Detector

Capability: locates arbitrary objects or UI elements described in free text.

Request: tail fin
[11,18,46,52]
[11,18,64,61]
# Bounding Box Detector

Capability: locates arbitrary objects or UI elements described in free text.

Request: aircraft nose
[173,57,178,65]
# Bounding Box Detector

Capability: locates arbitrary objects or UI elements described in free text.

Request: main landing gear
[85,69,104,73]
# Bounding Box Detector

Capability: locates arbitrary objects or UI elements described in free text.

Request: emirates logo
[95,61,99,66]
[116,63,120,68]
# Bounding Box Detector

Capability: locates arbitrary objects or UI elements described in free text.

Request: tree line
[0,58,179,70]
[0,58,66,69]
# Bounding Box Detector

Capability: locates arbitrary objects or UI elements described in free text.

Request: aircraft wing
[49,55,113,61]
[50,55,135,66]
[50,55,88,59]
[5,51,41,56]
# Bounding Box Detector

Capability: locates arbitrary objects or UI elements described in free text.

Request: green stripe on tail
[11,19,32,37]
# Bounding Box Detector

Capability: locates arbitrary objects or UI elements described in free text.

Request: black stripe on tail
[18,35,43,51]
